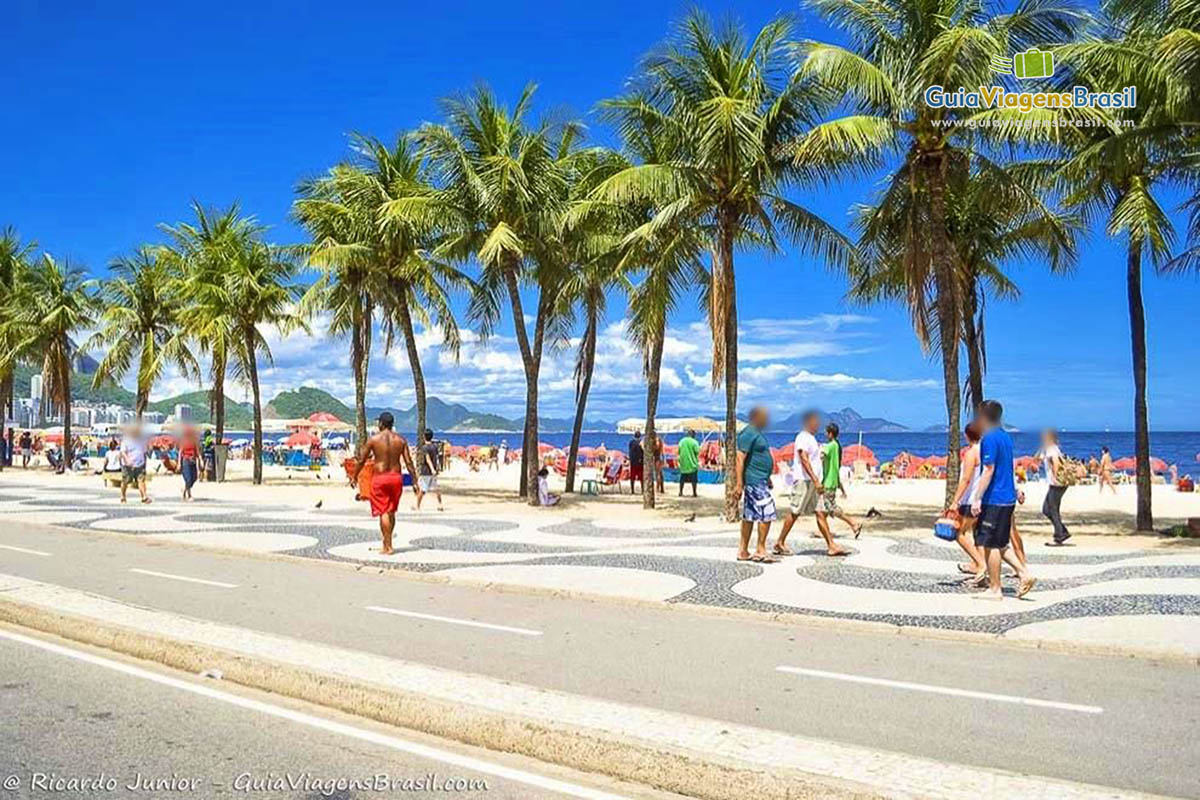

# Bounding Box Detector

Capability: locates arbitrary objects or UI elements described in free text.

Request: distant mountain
[150,391,253,429]
[265,387,355,422]
[773,407,908,433]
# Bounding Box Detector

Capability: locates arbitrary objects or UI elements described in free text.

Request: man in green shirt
[677,429,700,497]
[733,407,780,563]
[819,422,862,537]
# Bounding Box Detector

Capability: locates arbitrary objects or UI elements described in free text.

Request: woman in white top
[949,421,985,579]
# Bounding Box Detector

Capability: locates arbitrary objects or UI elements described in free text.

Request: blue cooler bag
[934,511,960,541]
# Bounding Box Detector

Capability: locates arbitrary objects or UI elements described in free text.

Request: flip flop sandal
[956,564,977,575]
[750,554,781,563]
[853,525,864,539]
[826,550,850,557]
[772,546,793,556]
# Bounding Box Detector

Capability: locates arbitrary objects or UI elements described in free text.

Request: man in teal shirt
[677,429,701,497]
[733,406,779,562]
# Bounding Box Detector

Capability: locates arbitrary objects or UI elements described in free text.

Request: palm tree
[0,228,35,432]
[594,12,856,519]
[295,134,466,445]
[161,203,258,441]
[797,0,1087,502]
[394,85,579,502]
[1052,0,1199,530]
[2,255,99,469]
[224,239,307,485]
[89,247,197,419]
[852,158,1079,416]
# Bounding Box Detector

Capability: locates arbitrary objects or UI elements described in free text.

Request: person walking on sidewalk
[949,421,986,581]
[970,401,1035,600]
[415,428,444,512]
[818,422,862,538]
[1040,429,1071,545]
[677,429,700,497]
[351,412,422,556]
[734,407,779,563]
[776,411,847,557]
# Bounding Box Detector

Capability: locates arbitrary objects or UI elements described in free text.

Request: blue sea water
[433,430,1200,474]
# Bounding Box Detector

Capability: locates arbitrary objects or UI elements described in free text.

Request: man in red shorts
[351,412,422,555]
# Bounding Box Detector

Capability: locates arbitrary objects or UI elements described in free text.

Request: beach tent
[843,444,877,466]
[616,416,745,434]
[284,430,320,448]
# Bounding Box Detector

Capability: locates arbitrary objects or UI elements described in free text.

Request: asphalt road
[0,632,668,800]
[2,520,1198,798]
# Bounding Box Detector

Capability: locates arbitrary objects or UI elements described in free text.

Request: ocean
[228,429,1200,474]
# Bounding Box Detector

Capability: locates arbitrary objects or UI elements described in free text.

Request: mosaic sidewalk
[2,479,1198,640]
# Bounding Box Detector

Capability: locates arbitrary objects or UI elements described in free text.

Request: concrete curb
[0,575,1170,800]
[9,518,1200,666]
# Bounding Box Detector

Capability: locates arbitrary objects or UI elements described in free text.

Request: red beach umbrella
[284,430,320,447]
[1111,457,1136,470]
[308,412,341,423]
[844,444,877,465]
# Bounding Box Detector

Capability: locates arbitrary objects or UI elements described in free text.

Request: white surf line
[0,543,51,557]
[129,568,238,589]
[0,628,626,800]
[365,606,543,637]
[776,666,1103,714]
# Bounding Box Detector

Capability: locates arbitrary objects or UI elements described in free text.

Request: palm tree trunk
[566,304,598,493]
[927,157,962,507]
[245,329,263,486]
[59,350,72,471]
[135,385,149,421]
[715,215,740,522]
[963,281,985,413]
[643,318,665,510]
[1126,244,1153,531]
[211,354,227,442]
[350,300,371,446]
[522,291,553,507]
[394,291,427,443]
[502,266,539,500]
[0,370,11,470]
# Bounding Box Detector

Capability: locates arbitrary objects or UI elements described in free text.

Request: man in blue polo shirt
[971,400,1036,599]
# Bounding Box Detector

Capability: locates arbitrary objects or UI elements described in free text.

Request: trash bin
[214,444,229,482]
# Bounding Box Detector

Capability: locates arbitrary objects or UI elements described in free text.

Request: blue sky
[3,0,1196,430]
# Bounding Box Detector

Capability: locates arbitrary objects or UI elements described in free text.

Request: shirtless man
[351,412,422,555]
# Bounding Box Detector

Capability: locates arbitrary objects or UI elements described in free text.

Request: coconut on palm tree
[1,254,99,469]
[595,12,856,519]
[797,0,1087,501]
[89,246,197,419]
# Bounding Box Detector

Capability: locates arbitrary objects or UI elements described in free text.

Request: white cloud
[786,370,937,391]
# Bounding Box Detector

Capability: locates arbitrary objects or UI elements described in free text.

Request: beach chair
[598,460,624,493]
[852,459,869,482]
[577,467,601,495]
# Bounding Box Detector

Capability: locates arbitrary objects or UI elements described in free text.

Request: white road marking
[0,628,626,800]
[366,606,543,637]
[0,544,51,557]
[776,666,1103,714]
[129,568,237,589]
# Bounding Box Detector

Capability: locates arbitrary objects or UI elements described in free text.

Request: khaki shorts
[788,481,818,516]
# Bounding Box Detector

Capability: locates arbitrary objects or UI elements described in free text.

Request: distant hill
[265,387,355,422]
[773,407,908,433]
[149,391,253,429]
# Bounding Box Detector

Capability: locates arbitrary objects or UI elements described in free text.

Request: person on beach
[1098,446,1117,494]
[19,430,32,468]
[351,411,421,555]
[950,422,986,581]
[628,431,644,495]
[818,422,863,538]
[970,401,1035,600]
[415,428,444,512]
[734,406,779,563]
[649,432,665,493]
[677,429,700,497]
[497,440,508,467]
[178,427,200,501]
[1040,429,1071,545]
[776,411,847,557]
[201,429,215,482]
[102,438,122,477]
[537,466,560,506]
[119,424,151,504]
